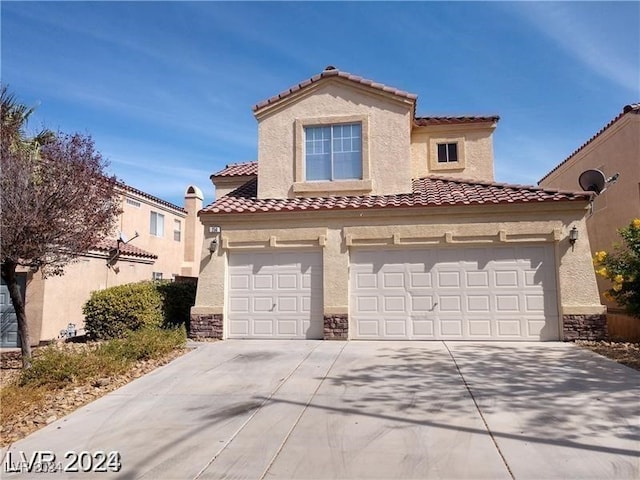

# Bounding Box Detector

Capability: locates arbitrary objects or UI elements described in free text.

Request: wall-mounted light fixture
[569,226,579,246]
[209,238,218,254]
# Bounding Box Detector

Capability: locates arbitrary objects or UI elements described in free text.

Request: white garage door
[228,251,323,339]
[351,246,559,341]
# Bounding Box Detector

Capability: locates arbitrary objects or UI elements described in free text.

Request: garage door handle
[430,302,438,312]
[270,303,276,312]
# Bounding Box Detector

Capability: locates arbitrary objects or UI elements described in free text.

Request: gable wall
[256,80,413,198]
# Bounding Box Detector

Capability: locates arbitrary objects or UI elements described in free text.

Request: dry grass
[0,328,187,447]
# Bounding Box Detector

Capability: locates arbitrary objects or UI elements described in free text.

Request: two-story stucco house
[539,103,640,340]
[0,184,204,347]
[192,66,604,342]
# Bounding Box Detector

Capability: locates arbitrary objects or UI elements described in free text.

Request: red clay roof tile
[252,66,417,113]
[93,239,157,259]
[414,116,500,126]
[201,176,591,215]
[211,161,258,178]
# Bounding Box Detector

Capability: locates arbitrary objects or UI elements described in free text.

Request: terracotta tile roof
[211,161,258,178]
[201,176,591,215]
[414,116,500,126]
[117,182,187,214]
[253,66,417,113]
[539,103,640,183]
[93,239,157,259]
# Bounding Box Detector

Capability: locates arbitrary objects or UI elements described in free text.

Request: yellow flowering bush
[593,218,640,318]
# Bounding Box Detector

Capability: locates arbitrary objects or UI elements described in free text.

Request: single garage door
[228,251,323,339]
[351,245,559,341]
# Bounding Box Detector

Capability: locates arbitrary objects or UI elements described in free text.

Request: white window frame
[173,219,181,242]
[150,211,164,237]
[293,115,372,195]
[126,198,141,208]
[152,272,163,281]
[304,123,362,181]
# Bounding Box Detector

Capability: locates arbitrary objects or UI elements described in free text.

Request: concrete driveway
[2,341,638,479]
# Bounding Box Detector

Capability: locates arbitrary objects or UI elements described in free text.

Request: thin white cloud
[510,3,640,94]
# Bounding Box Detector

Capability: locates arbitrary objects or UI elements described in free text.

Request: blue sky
[2,1,639,207]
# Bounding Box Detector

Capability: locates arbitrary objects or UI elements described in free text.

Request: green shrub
[97,326,186,362]
[18,327,186,389]
[156,281,197,329]
[83,281,163,339]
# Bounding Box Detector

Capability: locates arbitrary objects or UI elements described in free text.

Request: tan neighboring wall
[255,78,414,199]
[539,107,640,310]
[410,123,496,182]
[117,189,187,280]
[193,202,603,336]
[22,185,204,344]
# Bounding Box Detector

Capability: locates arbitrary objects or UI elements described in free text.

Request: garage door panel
[497,319,522,337]
[496,295,520,312]
[277,274,297,289]
[229,297,250,313]
[467,295,490,312]
[357,319,380,337]
[440,319,463,337]
[439,295,462,312]
[254,274,273,289]
[412,319,435,337]
[468,319,492,336]
[383,272,404,288]
[228,251,322,339]
[351,246,559,341]
[438,271,461,288]
[466,271,489,287]
[384,296,405,312]
[411,296,433,311]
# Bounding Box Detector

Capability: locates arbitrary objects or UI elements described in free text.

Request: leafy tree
[1,87,121,367]
[593,218,640,318]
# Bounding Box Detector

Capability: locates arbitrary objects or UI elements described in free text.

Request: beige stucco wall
[38,255,156,341]
[255,79,414,199]
[117,192,187,280]
[21,186,204,343]
[540,112,640,306]
[182,186,204,276]
[410,124,496,182]
[194,202,604,337]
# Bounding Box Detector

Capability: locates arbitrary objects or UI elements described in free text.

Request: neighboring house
[192,66,604,342]
[0,184,204,347]
[539,103,640,338]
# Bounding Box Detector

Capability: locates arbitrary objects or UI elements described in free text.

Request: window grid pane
[305,123,362,181]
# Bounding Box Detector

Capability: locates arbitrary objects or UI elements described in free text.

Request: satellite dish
[578,169,606,194]
[118,231,129,243]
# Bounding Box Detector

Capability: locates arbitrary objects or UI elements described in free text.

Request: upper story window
[305,123,362,181]
[126,198,141,208]
[437,143,458,163]
[150,211,164,237]
[173,219,181,242]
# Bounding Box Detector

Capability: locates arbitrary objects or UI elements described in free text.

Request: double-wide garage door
[351,246,559,341]
[227,245,559,341]
[228,251,323,339]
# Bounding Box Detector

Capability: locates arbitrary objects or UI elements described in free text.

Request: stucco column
[323,228,349,339]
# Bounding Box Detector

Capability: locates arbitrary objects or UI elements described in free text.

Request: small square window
[152,272,163,281]
[437,143,458,163]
